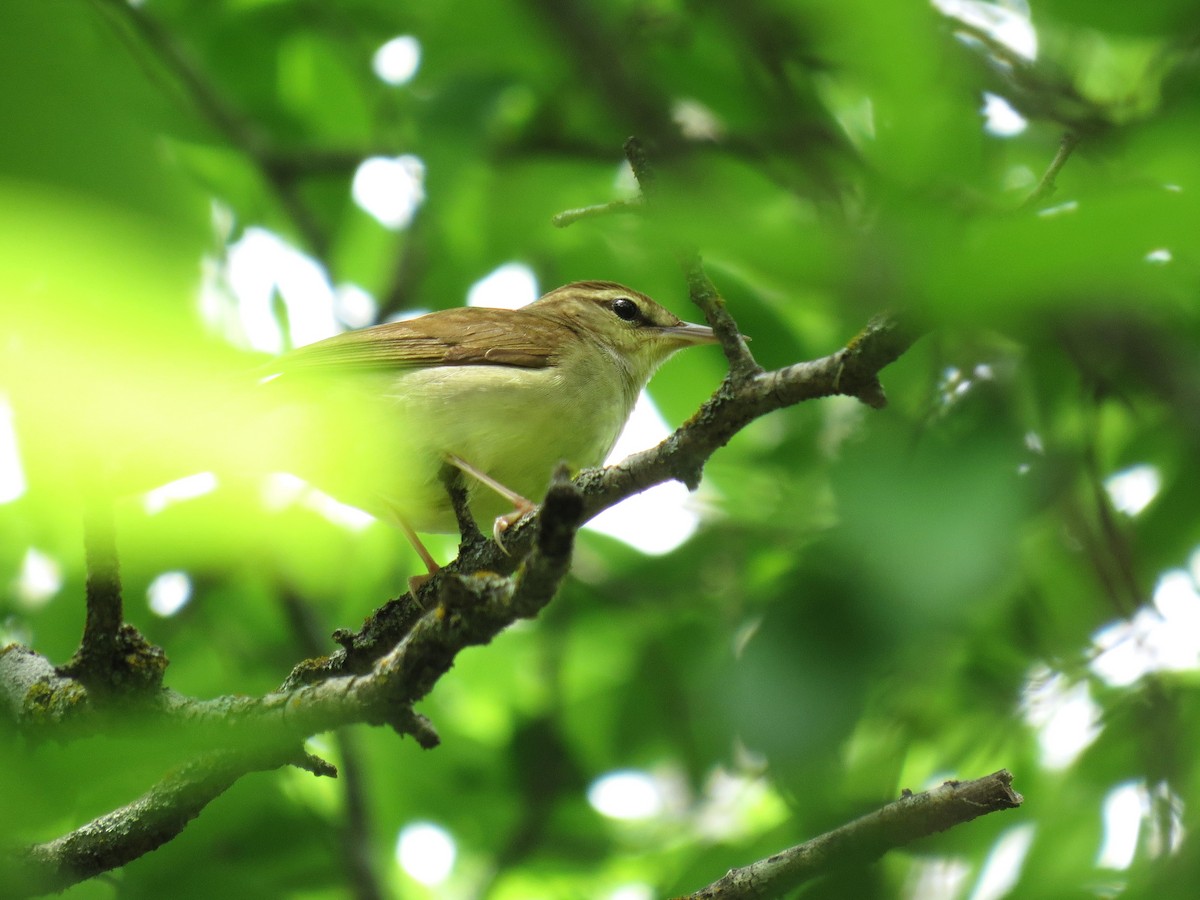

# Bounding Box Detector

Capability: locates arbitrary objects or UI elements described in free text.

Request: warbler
[270,280,718,566]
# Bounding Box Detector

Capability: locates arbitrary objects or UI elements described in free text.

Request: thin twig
[620,137,762,381]
[551,197,644,228]
[623,135,659,196]
[680,251,762,383]
[1022,132,1080,209]
[680,770,1023,899]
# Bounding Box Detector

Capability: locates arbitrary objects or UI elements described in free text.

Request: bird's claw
[492,501,537,555]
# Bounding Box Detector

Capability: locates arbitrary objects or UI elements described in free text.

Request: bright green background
[3,0,1200,897]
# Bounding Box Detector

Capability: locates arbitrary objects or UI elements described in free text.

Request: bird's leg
[383,503,439,595]
[444,454,537,552]
[445,453,534,510]
[397,516,440,574]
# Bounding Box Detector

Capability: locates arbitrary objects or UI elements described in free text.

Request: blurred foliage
[2,0,1200,897]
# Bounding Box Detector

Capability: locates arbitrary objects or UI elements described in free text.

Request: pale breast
[381,355,633,530]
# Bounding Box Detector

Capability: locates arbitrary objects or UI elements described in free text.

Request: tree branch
[580,308,918,513]
[264,299,923,685]
[3,745,329,898]
[0,471,588,890]
[2,297,917,735]
[679,770,1023,899]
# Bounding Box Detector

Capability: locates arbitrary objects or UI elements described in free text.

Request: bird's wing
[277,308,563,372]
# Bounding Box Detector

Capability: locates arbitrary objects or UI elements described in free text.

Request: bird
[269,280,719,570]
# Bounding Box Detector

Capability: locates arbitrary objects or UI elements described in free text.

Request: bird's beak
[659,321,720,345]
[660,321,753,346]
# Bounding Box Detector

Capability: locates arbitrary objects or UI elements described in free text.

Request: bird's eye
[611,297,640,322]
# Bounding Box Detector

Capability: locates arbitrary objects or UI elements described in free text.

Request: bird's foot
[492,499,538,555]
